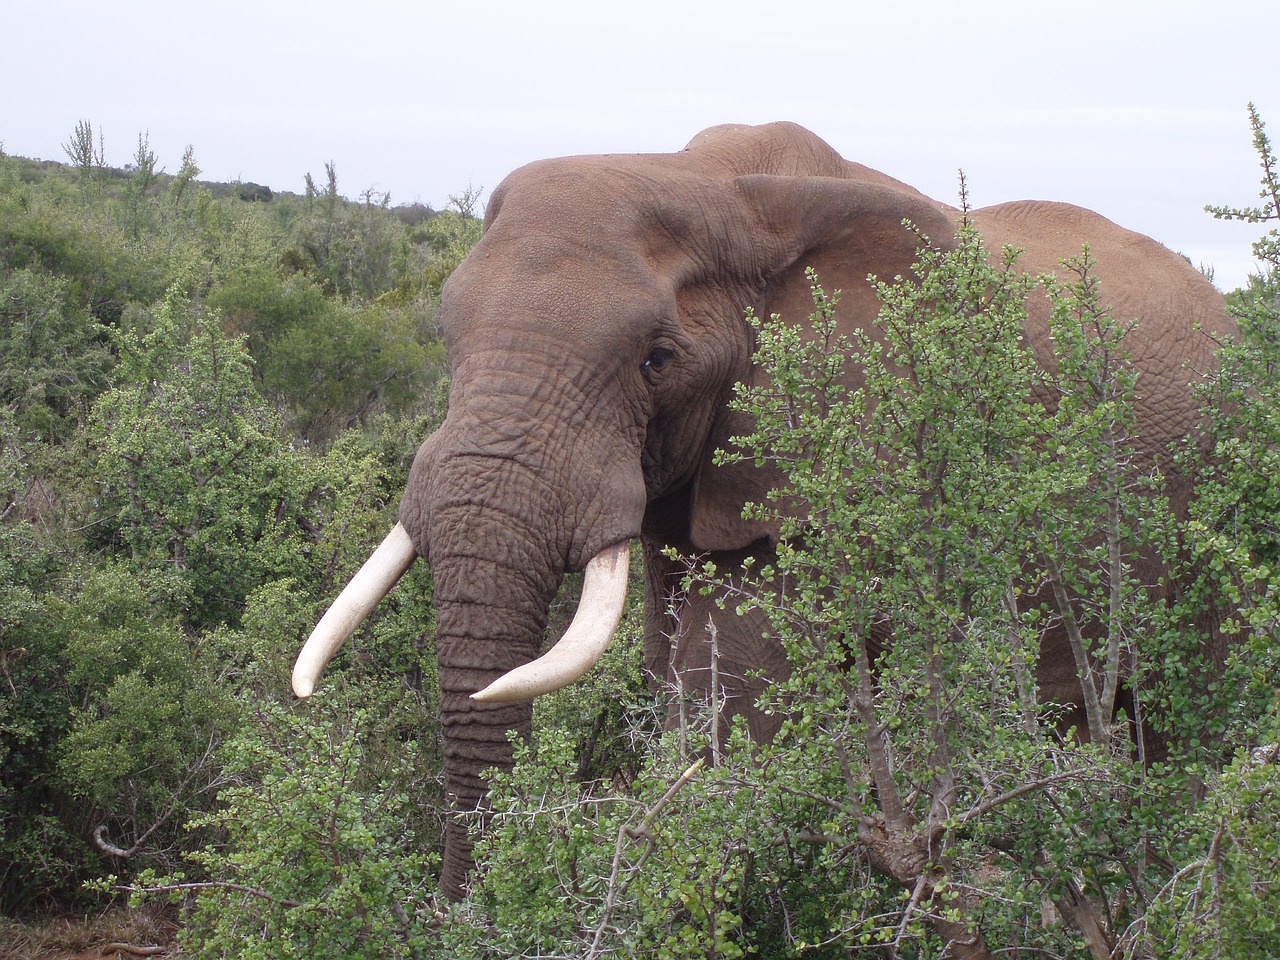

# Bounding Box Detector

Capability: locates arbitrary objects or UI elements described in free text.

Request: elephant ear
[688,174,957,552]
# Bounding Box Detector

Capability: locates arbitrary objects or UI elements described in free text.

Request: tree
[447,184,484,219]
[86,282,310,627]
[0,150,162,327]
[123,131,161,237]
[1116,101,1280,960]
[0,523,82,914]
[701,217,1151,957]
[207,265,439,441]
[50,562,240,876]
[0,129,468,926]
[61,119,105,191]
[291,162,409,300]
[0,267,112,442]
[110,691,440,960]
[168,145,201,211]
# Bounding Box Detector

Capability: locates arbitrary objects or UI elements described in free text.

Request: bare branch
[101,944,166,957]
[958,767,1114,825]
[1045,553,1109,744]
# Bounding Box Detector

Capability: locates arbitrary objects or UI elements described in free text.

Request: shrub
[114,688,441,960]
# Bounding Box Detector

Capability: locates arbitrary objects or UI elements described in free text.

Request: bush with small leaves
[449,197,1257,959]
[111,687,441,960]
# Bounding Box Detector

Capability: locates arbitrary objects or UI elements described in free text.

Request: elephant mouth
[291,527,632,703]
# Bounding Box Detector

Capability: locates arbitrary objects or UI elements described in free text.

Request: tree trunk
[858,815,994,960]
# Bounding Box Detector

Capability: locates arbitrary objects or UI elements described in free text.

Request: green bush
[118,688,441,960]
[0,129,466,924]
[0,528,84,913]
[7,109,1280,960]
[0,267,112,442]
[444,192,1279,958]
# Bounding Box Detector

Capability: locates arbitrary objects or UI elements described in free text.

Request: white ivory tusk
[292,522,418,698]
[471,541,631,702]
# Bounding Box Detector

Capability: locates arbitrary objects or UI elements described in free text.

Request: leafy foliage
[4,108,1280,960]
[0,125,469,917]
[0,267,111,442]
[87,283,292,625]
[1115,101,1280,960]
[106,690,441,960]
[690,217,1157,957]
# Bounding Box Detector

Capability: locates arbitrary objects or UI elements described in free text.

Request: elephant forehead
[443,241,673,345]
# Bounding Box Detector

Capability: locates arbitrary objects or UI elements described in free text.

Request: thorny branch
[585,757,705,959]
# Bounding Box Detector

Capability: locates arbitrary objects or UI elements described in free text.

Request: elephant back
[681,121,936,202]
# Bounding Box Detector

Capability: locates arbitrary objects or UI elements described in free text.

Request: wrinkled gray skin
[384,123,1233,899]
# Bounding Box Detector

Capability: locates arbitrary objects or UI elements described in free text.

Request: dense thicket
[0,131,472,916]
[2,110,1279,959]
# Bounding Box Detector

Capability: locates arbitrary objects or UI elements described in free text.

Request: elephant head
[292,122,1233,899]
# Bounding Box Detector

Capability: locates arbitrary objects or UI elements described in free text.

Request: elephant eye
[641,347,675,384]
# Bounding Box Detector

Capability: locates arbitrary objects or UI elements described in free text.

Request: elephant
[291,122,1235,900]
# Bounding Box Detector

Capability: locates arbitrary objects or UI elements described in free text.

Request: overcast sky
[3,0,1276,290]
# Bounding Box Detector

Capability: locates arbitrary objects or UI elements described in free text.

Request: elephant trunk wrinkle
[423,476,569,899]
[422,475,639,901]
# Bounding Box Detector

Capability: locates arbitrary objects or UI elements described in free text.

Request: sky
[3,0,1276,291]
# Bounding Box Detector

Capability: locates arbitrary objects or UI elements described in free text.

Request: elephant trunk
[415,430,642,898]
[471,540,630,702]
[298,346,647,899]
[425,491,567,900]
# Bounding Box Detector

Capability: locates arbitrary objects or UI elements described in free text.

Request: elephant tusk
[292,522,418,698]
[471,541,631,702]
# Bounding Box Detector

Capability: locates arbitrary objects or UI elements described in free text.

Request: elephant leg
[641,538,683,696]
[642,539,787,746]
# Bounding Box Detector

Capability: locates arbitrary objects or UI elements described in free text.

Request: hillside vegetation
[0,125,475,913]
[3,114,1280,959]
